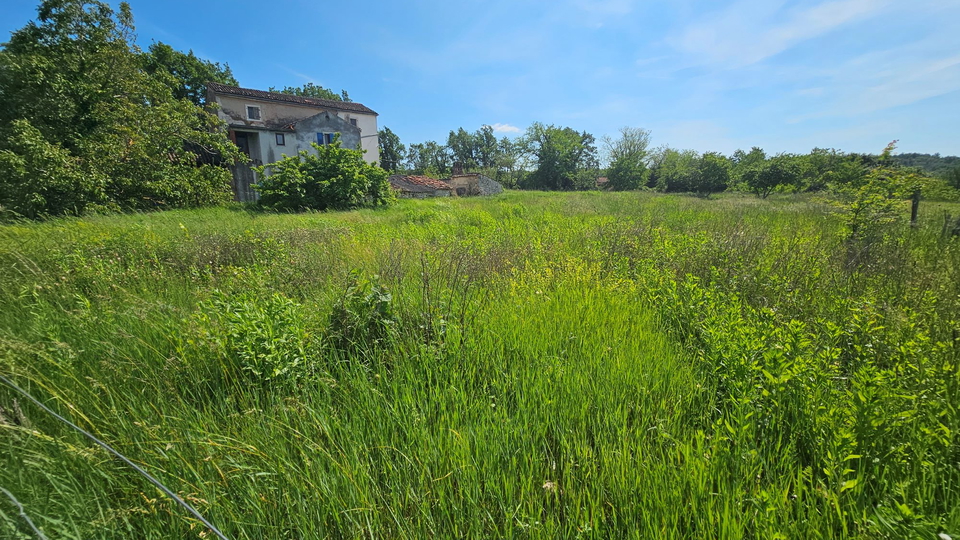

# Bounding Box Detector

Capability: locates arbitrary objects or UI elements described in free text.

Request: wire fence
[0,373,231,540]
[1,485,48,540]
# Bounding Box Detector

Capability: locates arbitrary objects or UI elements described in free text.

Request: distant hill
[891,153,960,176]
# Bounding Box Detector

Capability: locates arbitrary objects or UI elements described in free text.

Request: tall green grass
[1,192,958,538]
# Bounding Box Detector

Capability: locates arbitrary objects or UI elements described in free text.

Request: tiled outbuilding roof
[207,82,377,115]
[388,175,453,193]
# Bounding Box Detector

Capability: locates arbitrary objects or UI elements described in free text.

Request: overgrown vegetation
[254,139,394,211]
[1,192,958,538]
[0,1,241,219]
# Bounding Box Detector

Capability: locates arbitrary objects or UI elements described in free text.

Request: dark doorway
[235,132,251,157]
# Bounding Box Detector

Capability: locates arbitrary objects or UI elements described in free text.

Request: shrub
[327,271,397,357]
[255,139,394,211]
[192,291,319,387]
[833,142,922,241]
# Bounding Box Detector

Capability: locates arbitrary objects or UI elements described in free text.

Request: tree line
[4,1,958,219]
[380,124,960,199]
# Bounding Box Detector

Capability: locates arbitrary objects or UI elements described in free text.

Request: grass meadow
[1,191,958,538]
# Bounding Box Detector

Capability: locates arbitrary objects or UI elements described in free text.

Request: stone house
[388,175,455,198]
[446,173,504,197]
[206,82,379,201]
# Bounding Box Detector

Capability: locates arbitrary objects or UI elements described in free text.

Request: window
[317,132,339,145]
[349,118,358,126]
[246,105,261,120]
[275,133,285,145]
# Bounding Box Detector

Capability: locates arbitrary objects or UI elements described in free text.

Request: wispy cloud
[276,65,319,85]
[673,0,892,66]
[490,123,521,133]
[839,53,960,115]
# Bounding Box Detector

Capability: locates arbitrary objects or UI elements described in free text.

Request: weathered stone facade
[447,173,504,196]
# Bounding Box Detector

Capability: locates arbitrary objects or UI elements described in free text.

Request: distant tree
[891,152,960,176]
[269,82,351,102]
[143,42,237,105]
[447,128,477,170]
[406,141,451,176]
[602,127,651,191]
[803,148,866,191]
[255,138,392,210]
[944,165,960,190]
[494,136,524,188]
[377,126,405,173]
[475,125,499,169]
[522,123,598,190]
[742,154,803,198]
[729,147,766,190]
[651,148,699,192]
[691,152,730,197]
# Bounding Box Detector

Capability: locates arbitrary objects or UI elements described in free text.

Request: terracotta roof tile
[389,175,453,192]
[207,82,377,115]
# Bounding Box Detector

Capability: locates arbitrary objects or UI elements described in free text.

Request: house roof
[388,175,453,193]
[207,82,377,115]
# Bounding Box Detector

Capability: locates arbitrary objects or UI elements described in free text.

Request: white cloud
[490,122,522,133]
[841,53,960,115]
[674,0,892,66]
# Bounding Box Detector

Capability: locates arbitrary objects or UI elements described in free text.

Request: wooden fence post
[910,189,921,227]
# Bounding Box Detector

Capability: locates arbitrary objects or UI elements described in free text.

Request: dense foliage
[520,122,599,190]
[377,126,405,173]
[254,140,393,211]
[0,0,240,219]
[268,82,351,102]
[392,122,958,202]
[143,41,238,106]
[603,127,651,191]
[892,152,960,176]
[1,192,958,537]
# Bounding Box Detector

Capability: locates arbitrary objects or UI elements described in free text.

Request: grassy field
[1,191,958,539]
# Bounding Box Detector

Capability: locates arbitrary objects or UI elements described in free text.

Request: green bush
[255,140,394,211]
[326,271,397,357]
[0,119,104,218]
[192,291,320,387]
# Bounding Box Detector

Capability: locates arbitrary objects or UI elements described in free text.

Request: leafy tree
[944,165,960,190]
[405,141,451,177]
[269,82,351,102]
[602,127,651,191]
[0,0,240,218]
[729,147,766,189]
[834,142,922,240]
[494,136,524,188]
[143,42,237,105]
[255,138,393,211]
[444,124,503,175]
[522,122,598,190]
[691,152,730,197]
[742,154,802,198]
[0,119,98,217]
[650,148,699,192]
[447,128,476,170]
[377,126,405,173]
[475,125,498,169]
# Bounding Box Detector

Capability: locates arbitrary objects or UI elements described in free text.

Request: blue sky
[4,0,960,155]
